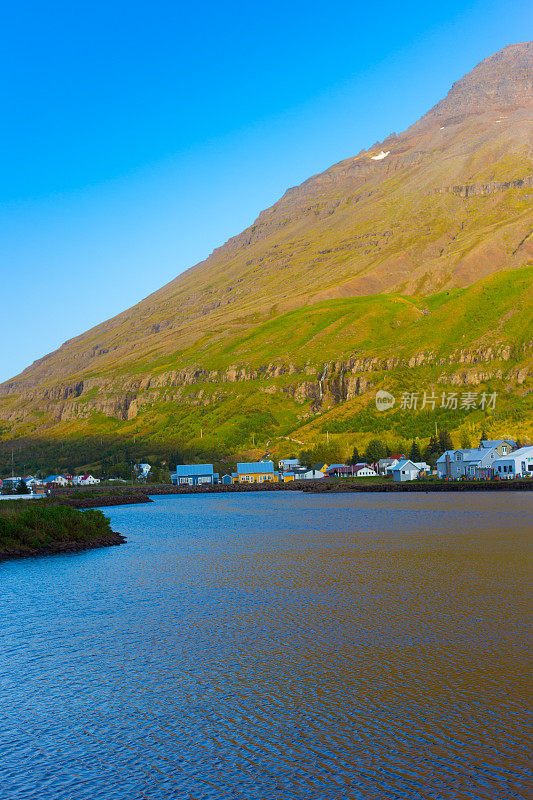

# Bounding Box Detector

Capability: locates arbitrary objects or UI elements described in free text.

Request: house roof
[436,448,494,464]
[457,448,494,463]
[313,463,328,471]
[481,439,516,449]
[237,461,274,474]
[175,464,215,477]
[493,446,533,462]
[393,460,419,471]
[326,463,346,470]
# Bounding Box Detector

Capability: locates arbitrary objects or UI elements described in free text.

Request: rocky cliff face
[0,43,531,447]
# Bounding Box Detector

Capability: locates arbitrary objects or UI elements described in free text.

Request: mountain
[1,43,532,469]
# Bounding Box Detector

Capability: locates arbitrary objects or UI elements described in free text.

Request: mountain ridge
[1,42,532,463]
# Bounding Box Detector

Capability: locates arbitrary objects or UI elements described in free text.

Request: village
[2,438,532,497]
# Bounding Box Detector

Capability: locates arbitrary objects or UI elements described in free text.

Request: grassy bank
[0,501,125,560]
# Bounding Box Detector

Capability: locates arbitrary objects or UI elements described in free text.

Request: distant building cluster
[2,440,531,498]
[168,439,533,487]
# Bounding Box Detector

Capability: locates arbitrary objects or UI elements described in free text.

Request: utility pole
[326,430,329,444]
[252,433,255,446]
[11,447,14,478]
[131,461,134,488]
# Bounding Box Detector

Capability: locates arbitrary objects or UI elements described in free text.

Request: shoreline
[0,531,126,562]
[48,478,533,509]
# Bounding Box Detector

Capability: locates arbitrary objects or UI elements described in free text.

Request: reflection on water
[0,492,531,799]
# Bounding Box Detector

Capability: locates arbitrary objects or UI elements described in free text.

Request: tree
[299,449,313,468]
[365,439,387,464]
[460,431,471,449]
[424,435,440,467]
[348,446,360,465]
[409,440,422,462]
[16,479,28,495]
[438,430,453,453]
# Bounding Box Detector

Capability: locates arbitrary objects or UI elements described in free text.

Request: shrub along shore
[0,501,125,560]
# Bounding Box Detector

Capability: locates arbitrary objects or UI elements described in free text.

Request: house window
[456,453,462,461]
[502,446,507,454]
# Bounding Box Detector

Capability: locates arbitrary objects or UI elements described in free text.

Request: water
[0,492,531,799]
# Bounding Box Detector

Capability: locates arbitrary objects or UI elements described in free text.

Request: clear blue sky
[1,0,531,382]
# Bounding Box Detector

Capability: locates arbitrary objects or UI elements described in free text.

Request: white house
[353,464,378,477]
[137,463,152,478]
[377,457,400,475]
[392,460,431,482]
[292,467,325,480]
[24,476,43,489]
[44,474,69,487]
[73,474,100,486]
[436,447,498,479]
[278,458,300,473]
[493,446,533,479]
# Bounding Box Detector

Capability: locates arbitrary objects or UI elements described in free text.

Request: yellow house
[282,472,295,482]
[236,461,279,484]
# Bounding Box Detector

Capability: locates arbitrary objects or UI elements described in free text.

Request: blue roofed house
[436,446,499,479]
[392,460,431,482]
[235,461,278,484]
[171,464,219,486]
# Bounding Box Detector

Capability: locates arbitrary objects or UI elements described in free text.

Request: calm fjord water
[0,492,531,799]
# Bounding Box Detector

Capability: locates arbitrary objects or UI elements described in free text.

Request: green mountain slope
[1,43,532,468]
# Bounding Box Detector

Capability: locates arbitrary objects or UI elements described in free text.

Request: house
[281,472,295,483]
[221,474,233,485]
[313,463,329,473]
[377,457,400,475]
[235,461,278,484]
[24,476,43,488]
[137,463,152,479]
[352,464,378,477]
[278,458,300,473]
[292,467,325,480]
[43,474,69,487]
[436,446,498,479]
[392,460,431,482]
[3,477,22,490]
[324,464,348,477]
[493,446,533,479]
[73,474,100,486]
[171,464,219,486]
[325,463,377,478]
[480,439,517,456]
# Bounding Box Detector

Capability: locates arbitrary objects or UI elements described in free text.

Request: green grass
[0,503,115,556]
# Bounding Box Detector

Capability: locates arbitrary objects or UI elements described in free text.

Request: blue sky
[1,0,531,382]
